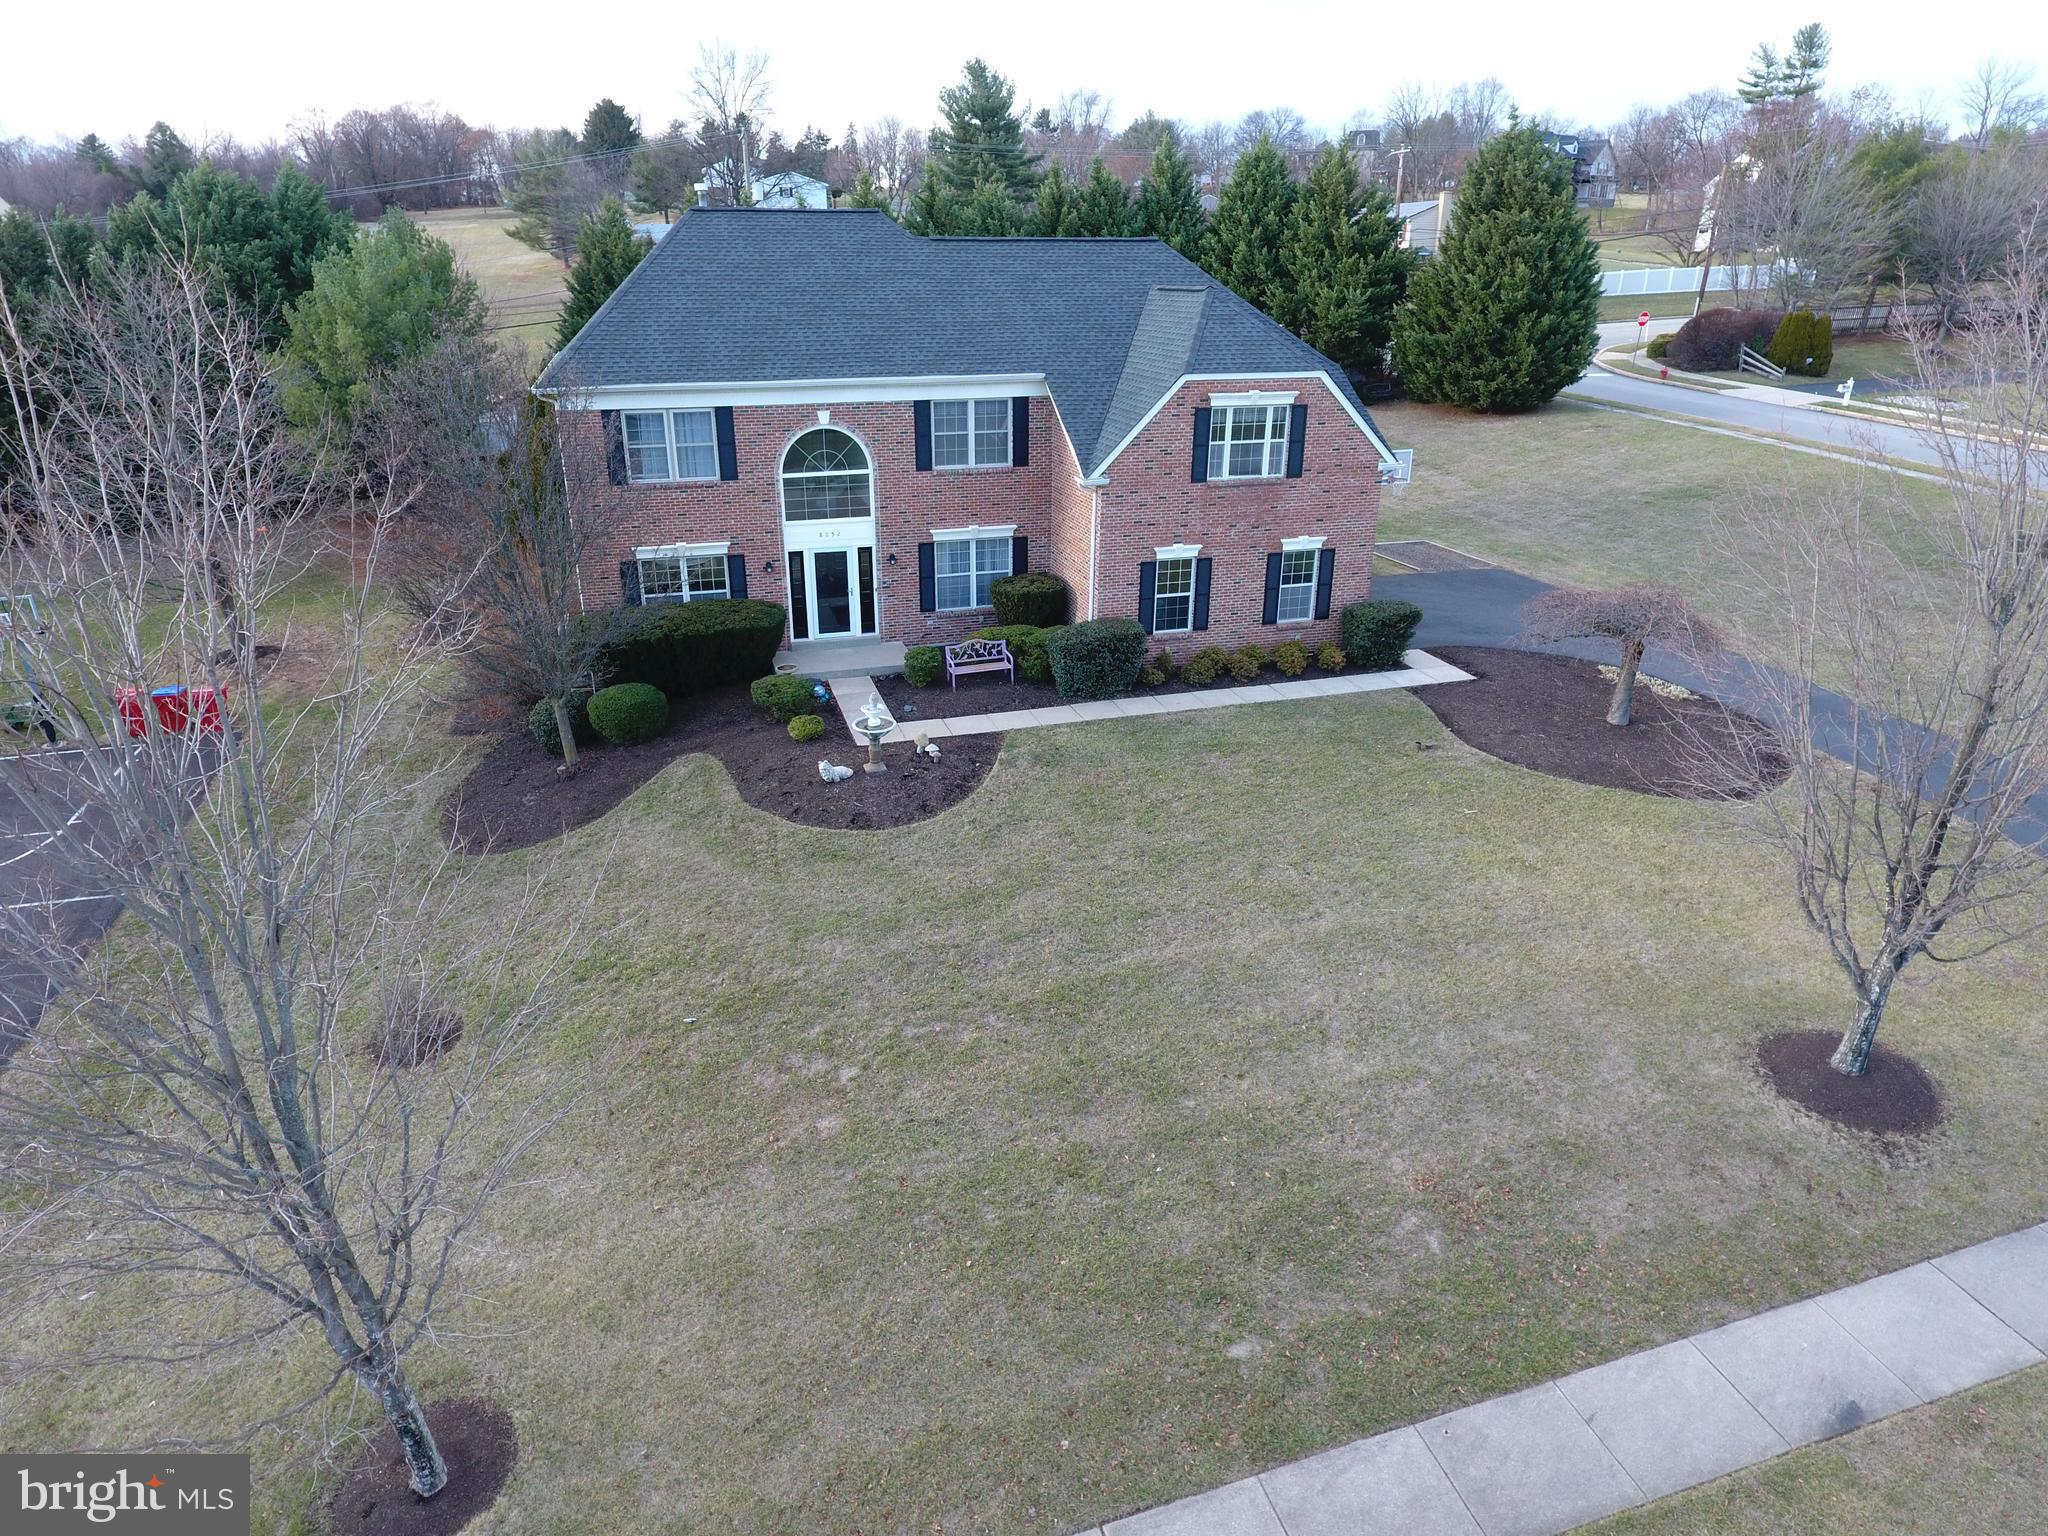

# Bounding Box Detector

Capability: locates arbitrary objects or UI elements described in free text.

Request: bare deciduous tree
[692,42,774,199]
[1717,117,1888,309]
[0,260,584,1498]
[1958,57,2047,151]
[1909,147,2045,332]
[1523,585,1723,726]
[1711,220,2048,1076]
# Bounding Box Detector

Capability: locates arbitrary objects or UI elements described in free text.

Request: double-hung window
[622,409,719,482]
[931,399,1012,468]
[1207,403,1290,480]
[1276,546,1318,622]
[933,531,1013,611]
[1153,555,1196,633]
[637,547,730,603]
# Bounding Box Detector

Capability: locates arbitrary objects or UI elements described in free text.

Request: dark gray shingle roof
[539,209,1386,476]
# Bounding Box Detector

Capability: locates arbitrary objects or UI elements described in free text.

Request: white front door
[788,542,877,641]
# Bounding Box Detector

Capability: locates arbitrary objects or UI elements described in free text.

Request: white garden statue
[818,760,854,784]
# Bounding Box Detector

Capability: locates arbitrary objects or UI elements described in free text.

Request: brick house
[538,209,1405,664]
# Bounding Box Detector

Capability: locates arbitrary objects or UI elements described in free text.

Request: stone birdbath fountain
[852,691,896,775]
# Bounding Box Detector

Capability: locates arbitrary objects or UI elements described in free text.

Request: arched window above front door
[781,428,873,521]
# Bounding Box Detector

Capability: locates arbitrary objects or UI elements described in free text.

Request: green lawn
[1371,399,1956,677]
[10,673,2048,1534]
[413,206,566,366]
[1592,1366,2048,1535]
[1599,292,1712,323]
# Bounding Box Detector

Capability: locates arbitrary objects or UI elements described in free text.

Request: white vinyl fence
[1599,263,1781,297]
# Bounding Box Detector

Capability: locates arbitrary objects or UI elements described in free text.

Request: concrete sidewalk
[827,650,1473,746]
[1081,1222,2048,1536]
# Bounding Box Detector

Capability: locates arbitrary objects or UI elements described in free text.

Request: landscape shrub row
[593,599,787,698]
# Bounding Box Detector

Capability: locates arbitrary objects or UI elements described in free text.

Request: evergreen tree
[932,58,1041,202]
[506,128,589,260]
[957,174,1025,236]
[102,161,349,343]
[1027,162,1078,237]
[904,173,957,236]
[1393,124,1601,412]
[1133,131,1205,259]
[556,197,652,349]
[134,122,194,198]
[281,211,488,431]
[74,134,119,176]
[845,170,893,213]
[630,122,697,219]
[1071,156,1136,237]
[581,98,642,156]
[1274,147,1413,377]
[1204,132,1294,310]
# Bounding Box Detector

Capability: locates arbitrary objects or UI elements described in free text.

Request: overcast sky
[7,0,2044,150]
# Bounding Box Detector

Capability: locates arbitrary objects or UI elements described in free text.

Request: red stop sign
[1638,310,1651,326]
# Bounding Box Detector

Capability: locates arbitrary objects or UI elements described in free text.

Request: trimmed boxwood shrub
[990,571,1069,628]
[1228,644,1268,682]
[593,598,786,698]
[1273,639,1310,677]
[1665,307,1782,373]
[587,683,669,746]
[750,673,819,723]
[1184,646,1229,685]
[528,691,594,756]
[903,645,944,687]
[1645,332,1671,360]
[1315,641,1346,672]
[970,624,1057,682]
[1342,598,1423,671]
[1046,618,1147,700]
[787,712,825,743]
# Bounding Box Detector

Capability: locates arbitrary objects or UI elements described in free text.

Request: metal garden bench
[944,638,1014,688]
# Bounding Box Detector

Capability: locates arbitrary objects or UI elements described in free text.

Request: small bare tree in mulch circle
[1712,211,2048,1083]
[1521,584,1724,726]
[0,260,592,1506]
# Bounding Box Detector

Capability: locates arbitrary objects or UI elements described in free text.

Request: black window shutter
[913,401,933,471]
[1011,534,1027,574]
[1190,406,1211,483]
[1138,560,1157,633]
[1261,552,1283,625]
[1284,403,1309,478]
[1192,558,1213,630]
[618,559,642,606]
[714,406,739,480]
[1011,396,1030,466]
[727,552,747,599]
[1313,548,1336,619]
[603,410,626,485]
[917,541,936,611]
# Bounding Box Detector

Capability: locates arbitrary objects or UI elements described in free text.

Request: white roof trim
[635,540,730,560]
[930,523,1017,541]
[1209,388,1298,407]
[1281,534,1328,551]
[546,374,1049,410]
[1155,542,1203,560]
[1092,372,1398,477]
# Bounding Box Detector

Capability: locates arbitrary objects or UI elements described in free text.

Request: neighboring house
[693,170,834,210]
[631,221,673,243]
[1538,132,1618,208]
[1397,194,1450,256]
[538,209,1403,659]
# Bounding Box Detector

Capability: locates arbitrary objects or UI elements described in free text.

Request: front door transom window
[781,428,873,521]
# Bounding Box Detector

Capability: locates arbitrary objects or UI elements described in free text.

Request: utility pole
[1389,143,1413,206]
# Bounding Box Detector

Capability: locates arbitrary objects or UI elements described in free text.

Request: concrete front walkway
[1081,1222,2048,1536]
[825,650,1473,746]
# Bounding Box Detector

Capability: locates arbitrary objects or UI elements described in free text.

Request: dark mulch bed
[443,682,1001,851]
[1414,646,1790,800]
[1758,1028,1945,1137]
[329,1398,515,1536]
